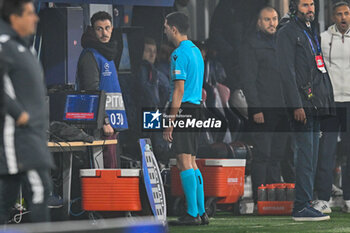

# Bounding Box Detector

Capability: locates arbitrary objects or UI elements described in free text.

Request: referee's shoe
[200,213,209,225]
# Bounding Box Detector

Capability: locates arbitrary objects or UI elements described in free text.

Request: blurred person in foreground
[0,0,54,224]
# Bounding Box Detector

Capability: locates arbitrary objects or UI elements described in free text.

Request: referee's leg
[177,153,199,218]
[192,156,206,217]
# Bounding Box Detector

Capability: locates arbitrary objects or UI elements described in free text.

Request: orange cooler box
[80,169,142,211]
[171,159,246,204]
[257,201,293,215]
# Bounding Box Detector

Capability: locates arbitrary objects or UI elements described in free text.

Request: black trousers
[315,102,350,201]
[0,169,52,224]
[280,134,296,183]
[249,110,290,202]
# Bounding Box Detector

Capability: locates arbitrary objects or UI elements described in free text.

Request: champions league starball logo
[102,62,112,76]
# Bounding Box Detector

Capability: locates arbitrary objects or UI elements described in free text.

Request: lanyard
[303,30,321,55]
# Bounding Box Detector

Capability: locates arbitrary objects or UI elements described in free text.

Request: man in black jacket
[241,6,290,204]
[76,11,127,168]
[209,0,268,90]
[277,0,334,221]
[0,0,54,224]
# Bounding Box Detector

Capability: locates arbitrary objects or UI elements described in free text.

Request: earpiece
[289,0,298,15]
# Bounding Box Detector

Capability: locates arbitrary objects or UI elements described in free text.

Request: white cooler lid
[205,159,246,167]
[80,169,140,177]
[169,159,246,167]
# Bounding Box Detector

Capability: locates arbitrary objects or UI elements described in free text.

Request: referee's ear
[172,25,180,36]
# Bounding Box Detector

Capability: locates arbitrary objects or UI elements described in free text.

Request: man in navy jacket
[277,0,334,221]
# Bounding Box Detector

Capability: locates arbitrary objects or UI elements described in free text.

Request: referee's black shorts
[169,102,203,156]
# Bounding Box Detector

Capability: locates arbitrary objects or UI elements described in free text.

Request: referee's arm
[163,80,184,142]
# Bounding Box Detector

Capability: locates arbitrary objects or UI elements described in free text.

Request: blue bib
[84,48,128,130]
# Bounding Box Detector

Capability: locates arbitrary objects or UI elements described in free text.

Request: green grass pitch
[168,209,350,233]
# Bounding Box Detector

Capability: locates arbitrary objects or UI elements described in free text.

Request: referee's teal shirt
[170,40,204,105]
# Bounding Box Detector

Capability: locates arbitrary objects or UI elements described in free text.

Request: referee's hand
[163,126,174,142]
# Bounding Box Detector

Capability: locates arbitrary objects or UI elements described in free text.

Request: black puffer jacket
[276,16,335,117]
[209,0,268,90]
[0,19,54,175]
[240,31,286,116]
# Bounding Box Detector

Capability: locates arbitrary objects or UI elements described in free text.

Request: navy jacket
[240,31,286,116]
[0,20,54,175]
[276,16,335,117]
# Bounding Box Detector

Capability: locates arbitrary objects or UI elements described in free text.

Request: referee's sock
[180,168,198,217]
[194,169,205,216]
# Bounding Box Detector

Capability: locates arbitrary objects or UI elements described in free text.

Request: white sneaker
[312,200,332,214]
[342,200,350,213]
[331,184,343,197]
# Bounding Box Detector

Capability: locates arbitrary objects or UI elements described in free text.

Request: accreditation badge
[315,55,327,73]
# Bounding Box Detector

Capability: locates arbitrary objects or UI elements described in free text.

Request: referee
[163,12,208,226]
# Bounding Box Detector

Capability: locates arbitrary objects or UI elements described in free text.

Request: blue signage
[139,139,167,224]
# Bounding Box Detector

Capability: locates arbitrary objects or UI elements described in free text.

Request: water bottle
[286,183,295,201]
[334,166,341,188]
[275,183,286,201]
[266,184,276,201]
[258,185,267,201]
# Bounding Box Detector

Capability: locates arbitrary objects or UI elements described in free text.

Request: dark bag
[49,121,94,143]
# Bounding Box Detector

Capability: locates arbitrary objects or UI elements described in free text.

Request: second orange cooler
[170,159,246,215]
